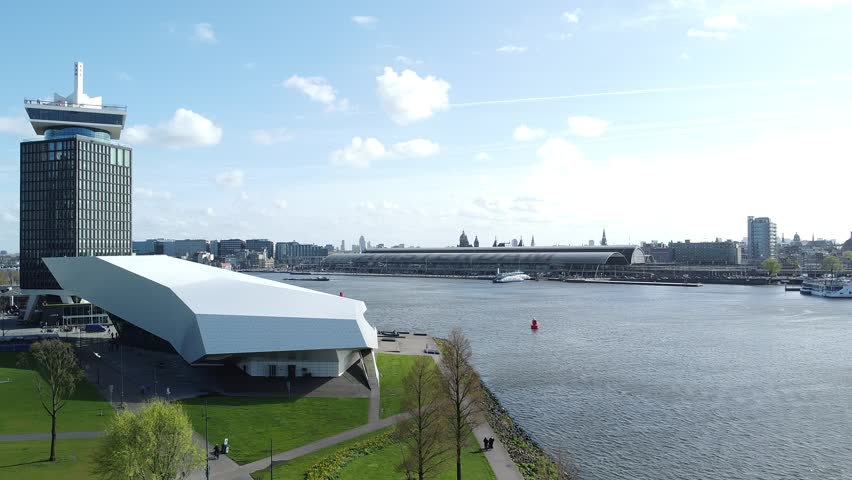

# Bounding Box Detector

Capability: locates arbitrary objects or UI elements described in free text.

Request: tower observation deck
[24,62,127,140]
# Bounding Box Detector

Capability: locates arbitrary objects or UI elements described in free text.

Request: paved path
[472,418,524,480]
[0,431,104,442]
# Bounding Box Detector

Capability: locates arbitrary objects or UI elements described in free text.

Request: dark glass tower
[20,62,132,290]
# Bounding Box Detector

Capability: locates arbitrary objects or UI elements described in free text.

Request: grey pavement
[0,431,104,442]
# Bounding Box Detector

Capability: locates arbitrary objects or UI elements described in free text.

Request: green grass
[338,431,495,480]
[0,352,113,434]
[0,438,100,480]
[251,426,394,480]
[181,395,369,464]
[376,353,423,418]
[252,429,494,480]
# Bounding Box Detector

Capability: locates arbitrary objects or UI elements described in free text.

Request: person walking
[213,445,220,460]
[488,437,495,449]
[483,437,489,450]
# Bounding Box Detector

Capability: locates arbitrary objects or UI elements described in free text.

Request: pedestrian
[489,437,494,449]
[213,444,220,459]
[483,437,489,450]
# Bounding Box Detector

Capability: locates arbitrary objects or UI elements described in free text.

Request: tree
[760,258,781,278]
[843,251,852,260]
[822,255,842,275]
[20,339,84,461]
[440,328,483,480]
[94,400,204,480]
[396,356,449,480]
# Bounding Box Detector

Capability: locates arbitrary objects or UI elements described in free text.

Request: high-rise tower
[20,62,132,291]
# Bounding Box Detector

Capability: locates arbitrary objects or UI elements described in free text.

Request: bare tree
[396,356,450,480]
[21,339,84,461]
[440,327,483,480]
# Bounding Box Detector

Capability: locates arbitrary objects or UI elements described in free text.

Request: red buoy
[339,292,345,297]
[530,318,539,330]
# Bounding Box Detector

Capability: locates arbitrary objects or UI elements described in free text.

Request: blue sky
[2,0,852,251]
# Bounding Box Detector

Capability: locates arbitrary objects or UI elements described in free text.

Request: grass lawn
[338,431,494,480]
[250,426,394,480]
[181,395,369,464]
[0,438,101,480]
[376,353,424,418]
[0,352,113,434]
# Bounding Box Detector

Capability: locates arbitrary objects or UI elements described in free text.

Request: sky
[1,0,852,252]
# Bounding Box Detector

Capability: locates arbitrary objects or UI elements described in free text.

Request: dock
[562,278,703,287]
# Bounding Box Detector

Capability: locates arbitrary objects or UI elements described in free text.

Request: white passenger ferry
[800,277,852,298]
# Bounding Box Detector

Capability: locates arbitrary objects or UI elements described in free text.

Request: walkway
[0,431,104,442]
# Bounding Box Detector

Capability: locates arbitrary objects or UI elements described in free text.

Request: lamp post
[205,400,210,480]
[269,438,273,479]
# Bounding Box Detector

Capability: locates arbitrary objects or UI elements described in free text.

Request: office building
[670,240,742,265]
[20,62,131,291]
[747,216,777,263]
[275,241,329,261]
[218,239,245,258]
[359,235,366,252]
[174,239,209,259]
[209,240,219,259]
[245,239,274,257]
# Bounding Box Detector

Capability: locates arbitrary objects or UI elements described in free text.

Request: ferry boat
[800,277,852,298]
[493,271,531,283]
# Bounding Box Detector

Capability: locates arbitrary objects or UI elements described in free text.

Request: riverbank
[483,384,576,480]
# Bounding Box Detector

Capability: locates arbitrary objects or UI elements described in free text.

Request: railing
[24,98,127,111]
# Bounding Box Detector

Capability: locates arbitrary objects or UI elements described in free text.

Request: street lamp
[204,400,210,480]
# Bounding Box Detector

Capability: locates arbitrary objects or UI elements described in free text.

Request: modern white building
[43,255,378,379]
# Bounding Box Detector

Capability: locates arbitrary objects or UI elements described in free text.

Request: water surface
[256,274,852,479]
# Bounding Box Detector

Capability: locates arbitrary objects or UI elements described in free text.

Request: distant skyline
[2,1,852,251]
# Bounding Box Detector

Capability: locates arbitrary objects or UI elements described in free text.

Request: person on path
[489,437,495,449]
[213,445,220,459]
[483,437,489,450]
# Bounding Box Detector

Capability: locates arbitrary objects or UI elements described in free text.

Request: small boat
[530,318,539,330]
[283,276,330,282]
[493,271,531,283]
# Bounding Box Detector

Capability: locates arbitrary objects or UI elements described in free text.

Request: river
[255,274,852,479]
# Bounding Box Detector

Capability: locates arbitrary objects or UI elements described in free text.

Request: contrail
[450,74,852,108]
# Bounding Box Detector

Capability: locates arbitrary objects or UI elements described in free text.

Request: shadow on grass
[0,459,50,468]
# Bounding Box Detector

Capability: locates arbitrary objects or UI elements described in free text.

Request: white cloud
[193,23,216,43]
[562,9,581,24]
[704,15,747,30]
[205,207,215,217]
[392,139,440,157]
[474,152,492,162]
[687,29,729,40]
[274,199,288,210]
[133,187,173,200]
[283,75,349,111]
[0,116,32,137]
[124,109,222,148]
[330,136,441,168]
[567,116,610,137]
[376,67,451,125]
[351,15,378,26]
[252,128,292,145]
[497,45,528,54]
[215,169,245,188]
[513,124,546,141]
[395,56,423,66]
[330,137,387,168]
[681,52,691,61]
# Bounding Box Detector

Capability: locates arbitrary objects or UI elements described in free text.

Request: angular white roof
[43,256,377,363]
